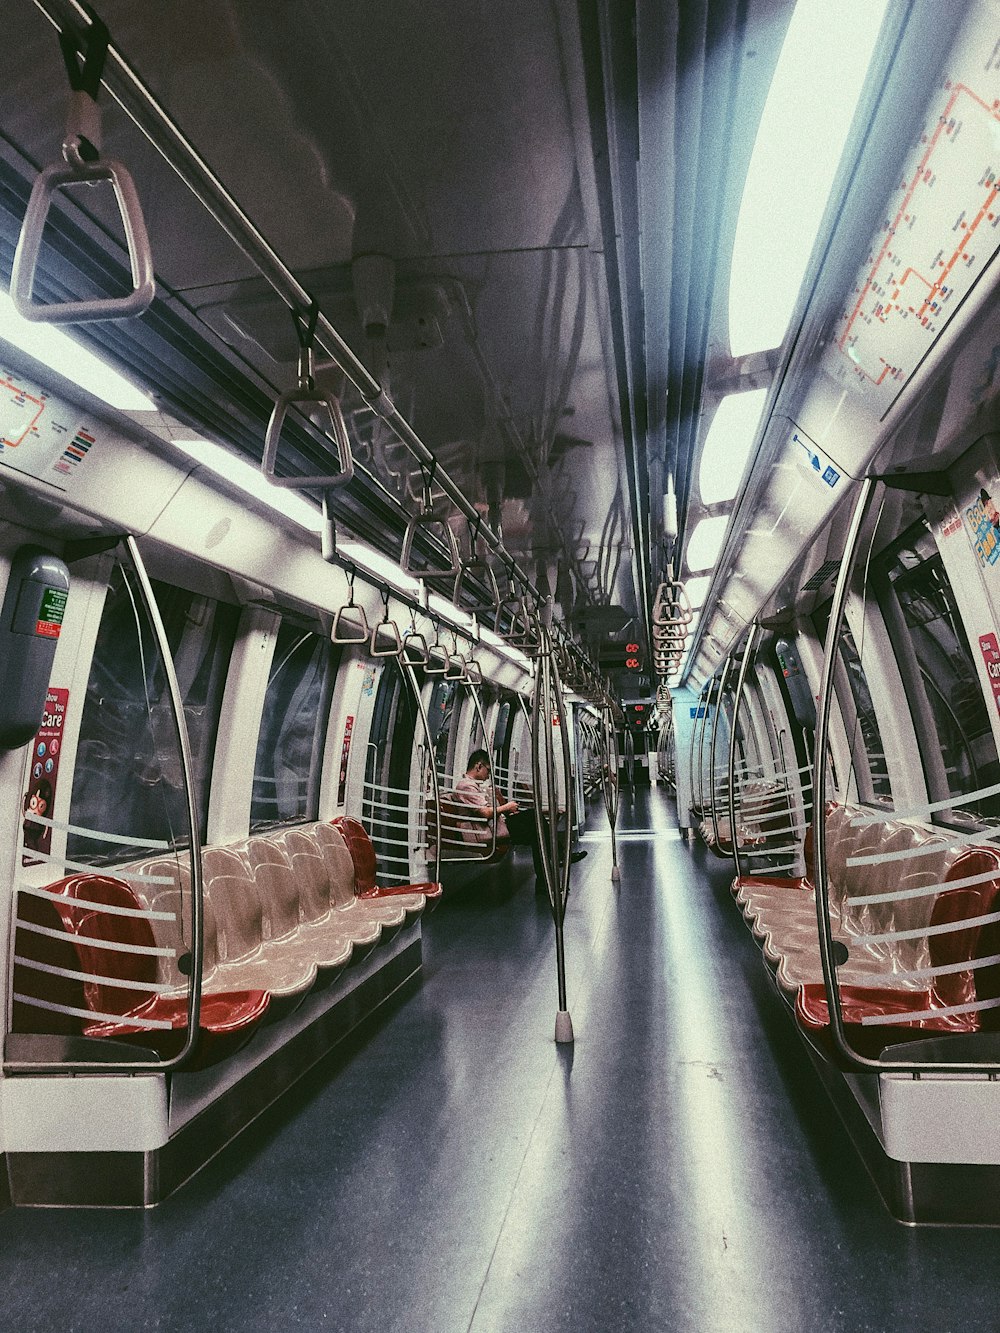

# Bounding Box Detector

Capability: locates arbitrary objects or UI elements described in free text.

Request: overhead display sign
[825,6,1000,417]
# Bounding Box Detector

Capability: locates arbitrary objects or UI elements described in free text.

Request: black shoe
[570,850,588,864]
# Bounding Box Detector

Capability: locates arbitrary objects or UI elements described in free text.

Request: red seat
[795,847,1000,1058]
[330,817,443,904]
[14,873,269,1068]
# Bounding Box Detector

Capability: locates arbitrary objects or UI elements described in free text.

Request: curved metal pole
[813,477,883,1071]
[708,656,735,854]
[728,625,760,884]
[401,661,441,880]
[696,675,718,820]
[6,538,203,1074]
[622,725,636,796]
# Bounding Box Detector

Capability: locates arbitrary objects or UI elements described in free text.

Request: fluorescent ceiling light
[172,437,324,533]
[686,516,730,574]
[0,288,156,411]
[728,0,889,357]
[338,543,421,599]
[685,576,710,611]
[429,592,474,628]
[699,389,767,505]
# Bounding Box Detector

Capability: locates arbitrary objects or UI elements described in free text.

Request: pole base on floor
[554,1010,574,1044]
[610,865,621,883]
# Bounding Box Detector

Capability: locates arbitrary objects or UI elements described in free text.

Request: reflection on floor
[0,786,997,1332]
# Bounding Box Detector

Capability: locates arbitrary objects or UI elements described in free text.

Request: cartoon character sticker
[965,485,1000,567]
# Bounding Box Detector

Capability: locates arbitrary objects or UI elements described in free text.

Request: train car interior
[4,0,1000,1328]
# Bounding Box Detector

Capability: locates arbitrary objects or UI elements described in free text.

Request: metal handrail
[600,702,621,883]
[532,616,575,1043]
[727,626,759,886]
[6,537,202,1074]
[26,0,602,687]
[812,476,1000,1074]
[709,657,735,855]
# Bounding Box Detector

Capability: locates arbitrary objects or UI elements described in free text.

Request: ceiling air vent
[802,559,840,592]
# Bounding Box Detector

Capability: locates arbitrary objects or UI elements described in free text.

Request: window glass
[251,622,338,828]
[427,679,459,779]
[881,524,1000,825]
[68,566,238,860]
[813,600,892,804]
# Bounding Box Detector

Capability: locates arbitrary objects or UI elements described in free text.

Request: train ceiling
[1,0,798,694]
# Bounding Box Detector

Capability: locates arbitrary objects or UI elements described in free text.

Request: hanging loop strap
[402,607,429,667]
[262,297,355,490]
[331,563,370,645]
[369,584,402,658]
[401,456,461,578]
[11,8,155,324]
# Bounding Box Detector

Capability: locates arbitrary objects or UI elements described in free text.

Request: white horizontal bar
[14,956,174,993]
[849,780,1000,828]
[860,994,1000,1026]
[19,850,175,881]
[12,992,175,1031]
[846,865,1000,908]
[20,814,171,850]
[16,920,176,957]
[18,884,176,922]
[848,824,1000,865]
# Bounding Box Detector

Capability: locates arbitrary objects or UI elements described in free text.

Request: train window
[427,678,459,778]
[879,523,1000,826]
[250,623,339,829]
[813,601,892,805]
[67,567,237,860]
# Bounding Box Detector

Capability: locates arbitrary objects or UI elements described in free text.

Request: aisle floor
[0,787,998,1332]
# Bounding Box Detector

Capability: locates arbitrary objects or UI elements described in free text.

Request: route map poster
[0,363,97,489]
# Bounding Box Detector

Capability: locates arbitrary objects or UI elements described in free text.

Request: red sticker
[337,716,355,806]
[979,633,1000,716]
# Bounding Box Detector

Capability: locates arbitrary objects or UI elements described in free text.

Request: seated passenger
[454,749,586,892]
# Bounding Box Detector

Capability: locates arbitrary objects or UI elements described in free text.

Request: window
[814,600,892,804]
[251,622,339,828]
[880,523,1000,825]
[68,565,238,862]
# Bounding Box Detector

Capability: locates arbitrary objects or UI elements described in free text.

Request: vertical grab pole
[814,476,880,1066]
[708,657,734,854]
[532,618,574,1043]
[728,625,759,884]
[601,702,621,882]
[401,660,441,881]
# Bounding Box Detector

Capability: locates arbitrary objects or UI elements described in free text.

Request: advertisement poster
[337,716,355,806]
[979,634,1000,719]
[964,484,1000,569]
[22,686,69,866]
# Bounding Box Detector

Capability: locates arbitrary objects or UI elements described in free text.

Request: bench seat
[13,872,270,1067]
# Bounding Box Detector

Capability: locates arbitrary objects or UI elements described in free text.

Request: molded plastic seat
[15,873,269,1067]
[795,847,1000,1056]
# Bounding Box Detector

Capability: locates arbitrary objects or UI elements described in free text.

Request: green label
[35,586,68,638]
[39,587,67,624]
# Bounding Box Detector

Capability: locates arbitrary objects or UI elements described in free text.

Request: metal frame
[5,536,203,1074]
[600,703,621,882]
[708,656,735,854]
[728,625,759,884]
[813,476,1000,1074]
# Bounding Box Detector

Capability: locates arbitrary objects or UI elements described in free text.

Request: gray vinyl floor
[0,786,997,1332]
